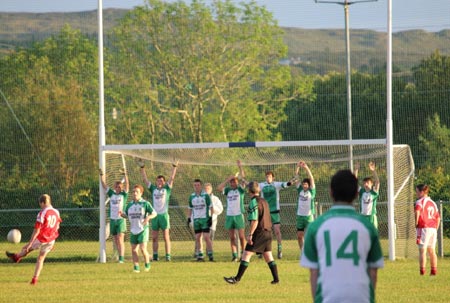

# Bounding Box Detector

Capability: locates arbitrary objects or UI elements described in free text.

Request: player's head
[229,176,239,189]
[38,194,51,207]
[265,171,274,183]
[204,182,213,195]
[193,178,202,193]
[113,181,123,193]
[415,184,429,198]
[156,175,166,187]
[362,177,373,191]
[132,184,144,200]
[247,181,260,196]
[330,170,358,203]
[302,178,311,191]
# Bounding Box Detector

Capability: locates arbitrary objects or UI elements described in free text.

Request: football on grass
[7,229,21,244]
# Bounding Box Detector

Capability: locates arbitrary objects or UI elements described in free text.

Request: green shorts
[110,218,126,236]
[130,228,149,244]
[270,211,281,225]
[225,214,245,230]
[363,214,378,229]
[296,215,314,231]
[193,218,210,233]
[151,213,170,231]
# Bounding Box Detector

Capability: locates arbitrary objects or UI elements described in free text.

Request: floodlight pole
[315,0,377,171]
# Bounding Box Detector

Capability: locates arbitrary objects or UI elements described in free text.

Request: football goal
[100,140,416,260]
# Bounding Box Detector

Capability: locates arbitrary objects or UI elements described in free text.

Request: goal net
[102,140,417,259]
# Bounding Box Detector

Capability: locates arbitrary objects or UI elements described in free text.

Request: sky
[1,0,449,32]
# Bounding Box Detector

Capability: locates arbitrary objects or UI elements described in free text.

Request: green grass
[1,240,450,303]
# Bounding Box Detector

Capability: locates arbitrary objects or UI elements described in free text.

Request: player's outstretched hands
[172,158,179,168]
[136,158,145,168]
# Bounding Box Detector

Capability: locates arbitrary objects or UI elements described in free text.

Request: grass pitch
[1,240,450,303]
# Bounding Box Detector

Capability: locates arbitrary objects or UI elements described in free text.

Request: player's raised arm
[301,161,315,189]
[99,168,108,191]
[217,175,233,192]
[167,158,179,188]
[353,162,360,178]
[369,161,380,192]
[237,159,248,186]
[137,158,151,187]
[122,168,129,193]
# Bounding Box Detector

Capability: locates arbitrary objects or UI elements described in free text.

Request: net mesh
[103,142,417,258]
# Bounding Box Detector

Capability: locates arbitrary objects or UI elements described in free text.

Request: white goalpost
[98,140,416,261]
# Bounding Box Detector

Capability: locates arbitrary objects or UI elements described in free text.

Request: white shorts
[416,228,437,248]
[31,239,56,254]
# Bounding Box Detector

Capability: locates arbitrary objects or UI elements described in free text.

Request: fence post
[438,200,444,258]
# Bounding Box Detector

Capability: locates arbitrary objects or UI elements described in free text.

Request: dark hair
[247,181,260,195]
[363,177,373,183]
[302,178,311,187]
[265,171,274,177]
[193,178,202,184]
[416,184,430,195]
[156,175,166,181]
[330,170,358,203]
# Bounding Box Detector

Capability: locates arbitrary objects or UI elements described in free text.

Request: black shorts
[245,230,272,254]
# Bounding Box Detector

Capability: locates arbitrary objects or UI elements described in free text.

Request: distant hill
[1,9,449,74]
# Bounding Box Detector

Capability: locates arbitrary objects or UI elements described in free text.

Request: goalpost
[99,140,416,261]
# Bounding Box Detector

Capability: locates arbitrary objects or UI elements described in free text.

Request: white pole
[386,0,395,261]
[344,3,353,171]
[98,0,107,263]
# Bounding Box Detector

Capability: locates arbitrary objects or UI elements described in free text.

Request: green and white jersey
[124,199,155,235]
[107,188,128,220]
[301,205,384,303]
[148,183,171,214]
[259,181,289,212]
[296,186,316,216]
[223,186,245,216]
[359,187,379,216]
[188,192,212,220]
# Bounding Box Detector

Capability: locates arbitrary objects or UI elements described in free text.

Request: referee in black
[224,181,279,284]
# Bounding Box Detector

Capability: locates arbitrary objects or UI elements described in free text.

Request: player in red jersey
[6,194,62,285]
[415,184,440,276]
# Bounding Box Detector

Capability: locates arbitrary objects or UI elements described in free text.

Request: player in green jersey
[354,161,380,229]
[301,170,384,303]
[187,179,214,261]
[217,170,246,262]
[100,168,129,263]
[294,161,316,252]
[140,159,178,261]
[121,184,156,273]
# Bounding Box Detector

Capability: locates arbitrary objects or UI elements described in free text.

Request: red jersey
[35,206,62,243]
[415,197,440,229]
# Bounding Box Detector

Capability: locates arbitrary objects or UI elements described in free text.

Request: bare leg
[163,229,171,259]
[229,229,238,255]
[152,230,159,260]
[297,230,305,250]
[33,250,50,280]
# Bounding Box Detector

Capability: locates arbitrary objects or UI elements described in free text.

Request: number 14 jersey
[301,205,384,303]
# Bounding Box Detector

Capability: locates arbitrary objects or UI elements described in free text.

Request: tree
[0,25,97,200]
[106,0,297,144]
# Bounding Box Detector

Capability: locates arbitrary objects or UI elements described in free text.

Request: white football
[7,229,21,244]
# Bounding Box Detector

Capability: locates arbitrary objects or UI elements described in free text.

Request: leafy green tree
[106,0,297,144]
[0,25,97,200]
